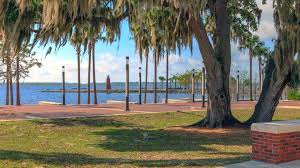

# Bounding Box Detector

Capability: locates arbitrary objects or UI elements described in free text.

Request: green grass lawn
[1,108,300,168]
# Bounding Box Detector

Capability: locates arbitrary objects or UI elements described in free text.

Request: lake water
[0,83,203,105]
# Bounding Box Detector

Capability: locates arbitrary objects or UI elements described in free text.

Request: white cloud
[25,52,204,83]
[255,0,277,40]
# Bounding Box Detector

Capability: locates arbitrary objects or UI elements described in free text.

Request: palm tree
[239,35,268,101]
[70,27,84,105]
[165,51,169,103]
[92,37,98,104]
[252,40,268,96]
[5,56,9,105]
[159,76,166,90]
[76,45,81,104]
[172,75,178,89]
[15,47,38,106]
[16,52,20,105]
[154,50,158,103]
[87,41,92,104]
[258,56,262,92]
[9,69,13,105]
[144,51,149,104]
[4,54,14,105]
[249,49,253,101]
[128,7,191,104]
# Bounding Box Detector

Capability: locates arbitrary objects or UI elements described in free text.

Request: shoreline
[39,89,204,94]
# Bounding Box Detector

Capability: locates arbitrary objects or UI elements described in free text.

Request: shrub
[287,89,300,100]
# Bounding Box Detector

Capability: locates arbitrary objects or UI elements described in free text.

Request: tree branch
[189,13,215,72]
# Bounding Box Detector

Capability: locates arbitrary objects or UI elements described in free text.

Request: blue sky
[26,0,276,83]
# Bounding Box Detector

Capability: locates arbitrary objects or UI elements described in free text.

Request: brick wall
[252,131,300,164]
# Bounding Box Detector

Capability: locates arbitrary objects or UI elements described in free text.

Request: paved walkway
[220,160,300,168]
[0,101,299,121]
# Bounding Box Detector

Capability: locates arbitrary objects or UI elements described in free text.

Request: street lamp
[192,69,195,103]
[62,66,66,105]
[236,70,240,101]
[125,57,130,111]
[138,67,142,105]
[202,66,206,107]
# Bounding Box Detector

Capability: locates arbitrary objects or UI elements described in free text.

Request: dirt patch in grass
[165,126,250,138]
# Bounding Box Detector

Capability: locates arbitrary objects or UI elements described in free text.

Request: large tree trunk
[190,0,239,127]
[77,45,81,104]
[165,52,169,104]
[87,42,91,104]
[249,50,253,101]
[144,54,149,104]
[16,53,20,106]
[246,58,290,124]
[154,51,158,104]
[202,71,238,127]
[92,40,98,104]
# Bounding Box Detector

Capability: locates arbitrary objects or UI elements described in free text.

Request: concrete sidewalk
[220,160,300,168]
[0,101,299,121]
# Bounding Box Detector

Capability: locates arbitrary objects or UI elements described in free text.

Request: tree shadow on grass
[0,150,249,167]
[92,128,251,153]
[31,117,133,128]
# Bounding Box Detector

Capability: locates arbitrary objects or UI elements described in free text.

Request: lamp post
[62,66,66,105]
[138,67,142,105]
[202,67,206,107]
[192,69,195,103]
[125,57,130,111]
[236,70,240,101]
[254,75,257,101]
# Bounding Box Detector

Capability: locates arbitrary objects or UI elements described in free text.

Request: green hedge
[287,89,300,100]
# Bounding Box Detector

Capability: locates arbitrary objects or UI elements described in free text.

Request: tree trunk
[246,58,290,124]
[7,55,14,105]
[92,40,98,104]
[174,79,177,89]
[242,82,245,100]
[16,53,20,106]
[77,45,81,104]
[258,57,262,92]
[254,76,257,101]
[165,52,169,104]
[6,57,9,105]
[189,0,238,127]
[87,42,91,104]
[144,54,149,104]
[154,51,158,104]
[249,50,253,101]
[9,73,13,105]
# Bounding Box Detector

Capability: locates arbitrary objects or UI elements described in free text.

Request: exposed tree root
[190,115,247,128]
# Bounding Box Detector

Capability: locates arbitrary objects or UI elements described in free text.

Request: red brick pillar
[251,120,300,164]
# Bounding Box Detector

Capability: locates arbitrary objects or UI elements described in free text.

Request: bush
[287,89,300,100]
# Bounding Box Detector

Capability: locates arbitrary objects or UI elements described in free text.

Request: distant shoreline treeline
[40,89,203,94]
[0,82,171,85]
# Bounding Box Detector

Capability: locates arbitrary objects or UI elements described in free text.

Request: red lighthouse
[106,75,111,90]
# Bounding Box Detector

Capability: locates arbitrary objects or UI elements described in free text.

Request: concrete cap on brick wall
[251,120,300,134]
